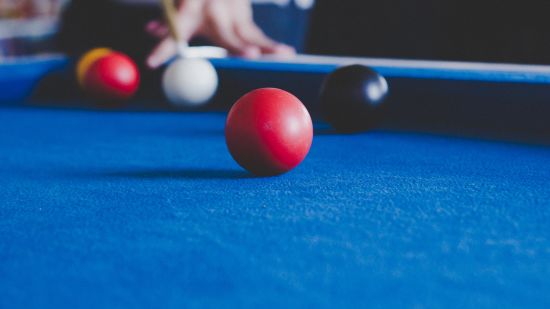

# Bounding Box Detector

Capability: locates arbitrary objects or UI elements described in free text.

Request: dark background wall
[57,0,550,65]
[307,0,550,64]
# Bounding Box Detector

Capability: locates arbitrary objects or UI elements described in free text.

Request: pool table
[1,55,549,308]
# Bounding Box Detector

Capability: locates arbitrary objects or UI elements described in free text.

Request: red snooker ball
[225,88,313,176]
[83,52,139,100]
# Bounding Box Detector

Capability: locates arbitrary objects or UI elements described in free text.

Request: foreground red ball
[225,88,313,176]
[82,52,139,100]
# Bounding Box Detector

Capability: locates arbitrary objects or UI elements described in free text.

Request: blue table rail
[1,54,550,143]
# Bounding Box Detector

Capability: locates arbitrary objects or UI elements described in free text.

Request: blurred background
[0,0,313,60]
[2,0,550,64]
[0,0,67,57]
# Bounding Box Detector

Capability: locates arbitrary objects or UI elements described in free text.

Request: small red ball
[83,52,140,100]
[225,88,313,176]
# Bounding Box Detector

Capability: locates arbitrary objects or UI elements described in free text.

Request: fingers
[200,4,252,57]
[235,23,277,53]
[146,0,297,68]
[201,5,293,58]
[146,38,177,69]
[175,0,203,42]
[145,1,201,68]
[207,26,253,57]
[269,43,297,58]
[234,18,296,58]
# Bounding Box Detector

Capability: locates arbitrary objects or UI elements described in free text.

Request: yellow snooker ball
[76,48,112,87]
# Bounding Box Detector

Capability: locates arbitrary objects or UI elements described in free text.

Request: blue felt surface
[1,107,549,308]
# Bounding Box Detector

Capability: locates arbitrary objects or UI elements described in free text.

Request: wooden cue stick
[160,0,180,42]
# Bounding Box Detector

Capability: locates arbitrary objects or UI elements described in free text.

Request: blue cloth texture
[1,107,549,308]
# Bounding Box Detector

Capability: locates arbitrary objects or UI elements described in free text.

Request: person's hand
[146,0,296,68]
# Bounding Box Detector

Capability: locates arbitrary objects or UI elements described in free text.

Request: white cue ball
[162,58,218,107]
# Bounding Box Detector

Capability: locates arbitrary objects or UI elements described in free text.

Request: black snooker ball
[319,64,389,133]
